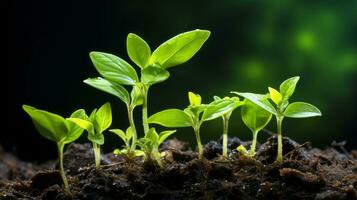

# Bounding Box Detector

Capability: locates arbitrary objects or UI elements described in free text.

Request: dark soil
[0,136,356,200]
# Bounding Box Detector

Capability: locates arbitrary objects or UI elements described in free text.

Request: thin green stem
[276,116,284,163]
[127,105,138,152]
[194,126,203,160]
[142,86,149,135]
[92,142,101,168]
[249,131,258,157]
[152,148,163,168]
[222,117,229,157]
[57,143,70,192]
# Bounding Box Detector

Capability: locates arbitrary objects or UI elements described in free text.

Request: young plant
[241,99,272,156]
[22,105,86,192]
[87,29,210,137]
[110,127,144,158]
[148,92,237,160]
[212,96,242,157]
[136,128,176,167]
[232,76,322,163]
[66,102,112,168]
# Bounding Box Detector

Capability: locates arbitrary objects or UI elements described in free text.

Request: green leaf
[148,109,192,127]
[188,91,201,106]
[283,102,322,118]
[268,87,282,105]
[130,85,143,107]
[125,127,133,141]
[241,99,272,133]
[84,77,130,105]
[23,105,69,142]
[89,52,139,85]
[146,128,159,144]
[232,92,277,115]
[66,117,94,134]
[89,109,97,122]
[141,65,170,85]
[63,109,87,144]
[94,102,112,134]
[127,33,151,69]
[202,99,237,121]
[158,130,176,145]
[110,129,128,145]
[88,133,104,145]
[279,76,300,99]
[149,30,210,68]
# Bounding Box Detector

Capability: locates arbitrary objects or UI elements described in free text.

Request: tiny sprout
[137,128,176,167]
[22,105,86,192]
[88,29,210,136]
[67,102,112,168]
[241,99,272,156]
[236,145,249,156]
[148,92,237,160]
[232,76,321,163]
[212,96,242,157]
[110,127,144,159]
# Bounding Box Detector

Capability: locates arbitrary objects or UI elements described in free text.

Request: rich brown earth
[0,136,356,200]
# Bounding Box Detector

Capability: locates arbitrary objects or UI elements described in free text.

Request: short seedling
[23,105,86,192]
[110,127,144,158]
[232,76,321,163]
[212,96,242,157]
[148,92,237,160]
[241,99,272,156]
[136,128,176,167]
[67,102,112,168]
[87,29,210,137]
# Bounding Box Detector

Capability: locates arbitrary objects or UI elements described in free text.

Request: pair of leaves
[110,127,133,147]
[241,99,272,134]
[127,30,211,69]
[23,105,85,145]
[67,102,112,145]
[137,128,176,154]
[148,92,238,128]
[232,76,321,118]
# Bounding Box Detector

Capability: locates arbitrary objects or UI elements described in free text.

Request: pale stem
[249,130,258,157]
[57,143,70,192]
[92,142,101,168]
[142,86,149,134]
[194,126,203,160]
[127,105,138,152]
[276,116,284,163]
[222,117,229,157]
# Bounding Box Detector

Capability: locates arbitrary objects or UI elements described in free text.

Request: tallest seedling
[232,76,321,163]
[87,30,210,140]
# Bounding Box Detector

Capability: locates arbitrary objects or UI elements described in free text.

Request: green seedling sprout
[148,92,237,160]
[241,99,272,156]
[67,102,112,168]
[136,128,176,167]
[212,96,242,157]
[87,29,210,137]
[110,127,145,158]
[232,76,321,163]
[22,105,86,192]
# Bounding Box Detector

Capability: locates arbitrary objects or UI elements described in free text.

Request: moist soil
[0,136,356,200]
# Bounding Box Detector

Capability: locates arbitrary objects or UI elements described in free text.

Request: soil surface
[0,136,356,200]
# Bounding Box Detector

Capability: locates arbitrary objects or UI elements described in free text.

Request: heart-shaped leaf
[241,99,272,133]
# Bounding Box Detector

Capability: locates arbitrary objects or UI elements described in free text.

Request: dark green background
[7,0,357,161]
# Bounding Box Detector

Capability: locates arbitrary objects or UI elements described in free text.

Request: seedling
[22,105,86,192]
[241,99,272,156]
[148,92,237,160]
[136,128,176,167]
[232,76,321,163]
[87,29,210,137]
[67,102,112,168]
[212,96,242,157]
[110,127,144,158]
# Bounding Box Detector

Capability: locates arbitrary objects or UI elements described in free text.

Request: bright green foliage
[232,76,321,163]
[137,128,176,167]
[67,102,112,168]
[87,29,210,137]
[212,96,242,157]
[110,127,145,158]
[148,92,237,160]
[22,105,86,192]
[241,99,272,156]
